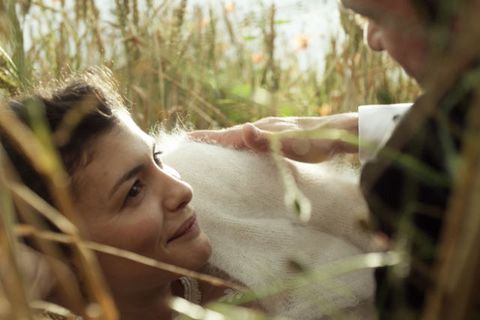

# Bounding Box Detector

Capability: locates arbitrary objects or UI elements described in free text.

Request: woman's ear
[15,243,57,299]
[365,20,385,51]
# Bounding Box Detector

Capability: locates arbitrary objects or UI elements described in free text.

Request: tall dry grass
[0,0,419,129]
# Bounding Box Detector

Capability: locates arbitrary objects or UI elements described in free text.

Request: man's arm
[189,113,359,163]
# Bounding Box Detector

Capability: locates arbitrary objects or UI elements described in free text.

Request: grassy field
[0,0,437,319]
[0,0,419,130]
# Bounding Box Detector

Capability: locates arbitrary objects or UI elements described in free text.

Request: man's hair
[0,68,125,209]
[342,0,441,24]
[415,0,440,21]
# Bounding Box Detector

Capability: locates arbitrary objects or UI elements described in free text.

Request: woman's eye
[125,180,144,204]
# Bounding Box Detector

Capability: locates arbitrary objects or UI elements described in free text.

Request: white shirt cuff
[358,103,413,165]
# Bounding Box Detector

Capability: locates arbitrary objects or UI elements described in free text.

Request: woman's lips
[167,215,199,244]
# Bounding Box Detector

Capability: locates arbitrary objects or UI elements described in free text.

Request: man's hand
[189,113,359,163]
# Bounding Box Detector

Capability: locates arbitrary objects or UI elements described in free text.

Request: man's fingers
[277,134,358,163]
[330,140,358,154]
[189,115,359,162]
[242,123,270,151]
[189,126,246,149]
[279,138,330,163]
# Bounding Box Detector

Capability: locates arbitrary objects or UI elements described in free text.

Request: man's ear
[364,20,384,51]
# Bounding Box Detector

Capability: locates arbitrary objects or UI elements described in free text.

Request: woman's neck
[115,282,176,320]
[49,280,178,320]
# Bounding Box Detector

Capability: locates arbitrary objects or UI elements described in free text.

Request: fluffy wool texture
[159,133,375,319]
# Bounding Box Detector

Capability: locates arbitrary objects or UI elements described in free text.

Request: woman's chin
[190,232,213,268]
[174,231,212,271]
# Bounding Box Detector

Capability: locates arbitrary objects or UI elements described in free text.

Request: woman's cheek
[127,217,163,254]
[91,209,164,255]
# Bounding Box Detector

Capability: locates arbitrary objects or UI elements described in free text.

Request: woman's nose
[160,166,193,212]
[365,20,385,52]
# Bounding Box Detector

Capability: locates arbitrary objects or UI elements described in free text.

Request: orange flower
[294,34,310,50]
[225,2,236,13]
[251,53,265,64]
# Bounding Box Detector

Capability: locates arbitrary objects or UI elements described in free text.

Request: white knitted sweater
[160,135,375,320]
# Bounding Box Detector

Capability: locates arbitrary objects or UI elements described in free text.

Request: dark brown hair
[1,69,126,209]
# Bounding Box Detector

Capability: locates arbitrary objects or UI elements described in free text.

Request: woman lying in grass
[2,69,375,319]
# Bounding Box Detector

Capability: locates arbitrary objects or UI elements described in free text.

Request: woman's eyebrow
[109,164,144,199]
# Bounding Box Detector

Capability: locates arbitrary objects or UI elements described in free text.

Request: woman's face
[73,113,211,294]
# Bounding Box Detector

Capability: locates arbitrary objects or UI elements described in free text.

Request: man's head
[341,0,438,83]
